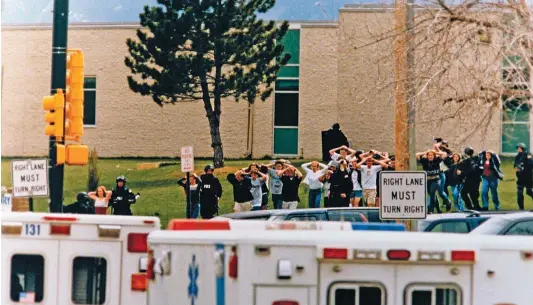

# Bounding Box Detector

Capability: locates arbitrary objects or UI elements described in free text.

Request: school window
[84,76,96,126]
[274,29,300,156]
[501,55,530,154]
[72,256,107,305]
[406,285,460,305]
[10,254,45,303]
[329,282,385,305]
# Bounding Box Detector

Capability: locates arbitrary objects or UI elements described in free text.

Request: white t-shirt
[360,165,382,190]
[94,198,108,208]
[351,170,363,191]
[331,153,354,162]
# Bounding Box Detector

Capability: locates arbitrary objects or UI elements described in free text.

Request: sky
[0,0,390,24]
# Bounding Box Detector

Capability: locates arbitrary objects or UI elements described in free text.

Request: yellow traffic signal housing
[66,144,89,165]
[56,144,66,165]
[65,49,84,139]
[42,89,65,138]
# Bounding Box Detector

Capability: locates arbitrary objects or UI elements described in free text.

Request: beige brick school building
[1,5,525,159]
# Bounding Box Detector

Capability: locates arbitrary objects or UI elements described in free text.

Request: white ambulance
[147,219,533,305]
[1,212,160,305]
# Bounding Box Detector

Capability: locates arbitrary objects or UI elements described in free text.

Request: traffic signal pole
[48,0,69,212]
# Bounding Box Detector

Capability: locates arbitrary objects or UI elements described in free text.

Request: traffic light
[43,89,65,138]
[56,144,66,165]
[66,144,89,165]
[65,49,84,140]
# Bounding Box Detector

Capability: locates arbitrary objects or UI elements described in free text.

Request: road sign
[1,193,12,212]
[181,146,194,173]
[11,159,49,198]
[379,171,427,220]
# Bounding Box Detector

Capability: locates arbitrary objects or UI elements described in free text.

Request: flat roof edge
[301,23,338,28]
[339,8,395,13]
[1,22,142,30]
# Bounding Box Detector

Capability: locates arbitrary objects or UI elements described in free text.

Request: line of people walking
[178,140,531,219]
[415,138,532,213]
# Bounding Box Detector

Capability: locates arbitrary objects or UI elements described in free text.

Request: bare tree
[348,0,533,152]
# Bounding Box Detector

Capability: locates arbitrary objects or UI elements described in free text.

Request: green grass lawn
[1,157,523,227]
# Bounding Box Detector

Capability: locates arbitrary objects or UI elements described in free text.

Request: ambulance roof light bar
[167,219,231,230]
[351,222,406,231]
[43,215,78,222]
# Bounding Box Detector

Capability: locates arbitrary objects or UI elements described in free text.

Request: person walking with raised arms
[302,161,327,208]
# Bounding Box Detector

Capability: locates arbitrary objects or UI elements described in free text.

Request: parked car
[470,212,533,236]
[215,207,392,223]
[267,207,397,223]
[213,210,281,221]
[414,210,517,233]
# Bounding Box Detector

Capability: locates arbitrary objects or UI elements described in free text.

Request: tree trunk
[207,112,225,168]
[199,73,225,168]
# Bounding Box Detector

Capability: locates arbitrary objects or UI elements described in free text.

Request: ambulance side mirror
[154,250,171,276]
[160,251,171,275]
[213,249,224,277]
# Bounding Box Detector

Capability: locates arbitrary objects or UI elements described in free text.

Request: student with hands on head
[416,149,450,213]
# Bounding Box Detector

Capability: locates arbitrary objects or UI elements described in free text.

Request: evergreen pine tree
[125,0,290,167]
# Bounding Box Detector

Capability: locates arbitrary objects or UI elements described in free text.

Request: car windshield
[470,217,510,235]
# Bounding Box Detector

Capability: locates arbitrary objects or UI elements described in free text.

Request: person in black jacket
[515,143,533,210]
[416,150,449,214]
[460,147,481,210]
[445,153,465,211]
[199,165,223,219]
[63,192,95,214]
[327,160,353,208]
[227,170,254,212]
[177,174,202,218]
[479,150,503,211]
[110,176,137,216]
[278,165,303,209]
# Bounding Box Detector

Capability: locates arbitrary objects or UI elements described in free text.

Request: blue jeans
[438,172,450,208]
[308,189,322,208]
[191,202,200,219]
[272,194,283,210]
[252,206,261,211]
[427,179,444,213]
[482,176,500,210]
[427,178,450,212]
[450,185,464,211]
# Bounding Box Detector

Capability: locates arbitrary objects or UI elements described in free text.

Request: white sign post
[11,159,49,198]
[379,171,427,220]
[180,146,194,173]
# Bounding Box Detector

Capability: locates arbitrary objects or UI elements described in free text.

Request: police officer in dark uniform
[63,192,95,214]
[460,147,482,210]
[515,142,533,210]
[199,165,223,219]
[110,176,137,216]
[328,160,353,208]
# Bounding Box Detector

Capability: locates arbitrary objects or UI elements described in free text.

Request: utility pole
[48,0,69,212]
[393,0,416,171]
[406,0,416,171]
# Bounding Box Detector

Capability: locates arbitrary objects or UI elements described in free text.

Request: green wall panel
[278,66,299,78]
[502,123,530,153]
[274,128,298,155]
[280,30,300,64]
